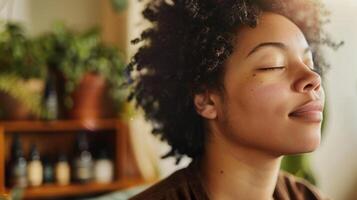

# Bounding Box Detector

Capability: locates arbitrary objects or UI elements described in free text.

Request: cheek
[220,82,291,151]
[222,81,290,140]
[238,82,289,116]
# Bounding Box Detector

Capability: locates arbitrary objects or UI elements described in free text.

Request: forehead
[233,12,309,56]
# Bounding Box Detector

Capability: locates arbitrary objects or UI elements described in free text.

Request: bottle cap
[29,144,40,161]
[58,153,68,162]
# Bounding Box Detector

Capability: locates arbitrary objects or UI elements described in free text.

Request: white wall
[0,0,100,35]
[0,0,31,26]
[312,1,357,200]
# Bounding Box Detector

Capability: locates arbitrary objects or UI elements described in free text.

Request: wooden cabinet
[0,119,153,199]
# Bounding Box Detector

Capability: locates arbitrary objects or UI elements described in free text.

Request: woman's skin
[194,12,324,200]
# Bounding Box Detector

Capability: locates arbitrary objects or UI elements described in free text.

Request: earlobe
[193,93,217,120]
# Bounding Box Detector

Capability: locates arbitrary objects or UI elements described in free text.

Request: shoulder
[276,171,331,200]
[129,167,192,200]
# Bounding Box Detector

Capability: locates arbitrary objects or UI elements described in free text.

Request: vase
[68,73,115,120]
[0,79,44,120]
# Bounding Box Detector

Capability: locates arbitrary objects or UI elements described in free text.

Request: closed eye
[258,66,286,71]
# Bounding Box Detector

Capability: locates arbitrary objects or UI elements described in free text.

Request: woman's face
[213,12,324,156]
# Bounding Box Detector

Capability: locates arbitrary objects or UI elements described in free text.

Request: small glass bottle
[73,132,93,183]
[43,72,58,120]
[27,144,43,187]
[94,150,114,184]
[42,156,55,184]
[8,134,27,188]
[55,153,70,186]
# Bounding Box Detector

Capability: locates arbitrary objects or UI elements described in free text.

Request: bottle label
[27,161,43,186]
[56,163,70,185]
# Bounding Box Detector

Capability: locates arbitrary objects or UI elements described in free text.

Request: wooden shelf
[0,118,147,199]
[0,119,124,132]
[5,178,155,199]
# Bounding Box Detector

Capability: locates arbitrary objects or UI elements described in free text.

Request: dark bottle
[42,156,55,184]
[27,144,43,187]
[8,134,27,188]
[43,73,58,120]
[73,132,93,183]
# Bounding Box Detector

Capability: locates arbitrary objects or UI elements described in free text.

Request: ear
[193,92,218,120]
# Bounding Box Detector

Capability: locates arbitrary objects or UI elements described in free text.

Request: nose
[293,64,322,93]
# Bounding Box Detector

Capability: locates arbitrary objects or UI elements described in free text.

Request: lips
[289,100,324,122]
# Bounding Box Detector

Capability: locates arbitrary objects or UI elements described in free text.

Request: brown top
[130,161,330,200]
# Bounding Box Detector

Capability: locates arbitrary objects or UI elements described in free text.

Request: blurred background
[0,0,356,200]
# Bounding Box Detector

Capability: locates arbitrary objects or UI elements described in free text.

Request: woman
[127,0,335,199]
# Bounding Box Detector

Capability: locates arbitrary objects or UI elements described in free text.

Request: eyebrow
[246,42,312,58]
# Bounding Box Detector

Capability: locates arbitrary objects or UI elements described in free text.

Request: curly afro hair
[126,0,342,163]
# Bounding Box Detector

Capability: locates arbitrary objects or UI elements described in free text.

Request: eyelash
[258,66,286,71]
[259,66,322,77]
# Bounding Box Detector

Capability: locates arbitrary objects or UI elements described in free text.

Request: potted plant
[0,22,47,120]
[37,23,127,120]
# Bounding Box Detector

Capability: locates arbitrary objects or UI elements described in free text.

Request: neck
[199,130,282,200]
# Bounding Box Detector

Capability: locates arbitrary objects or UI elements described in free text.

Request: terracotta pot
[0,92,33,120]
[0,79,44,120]
[68,73,115,120]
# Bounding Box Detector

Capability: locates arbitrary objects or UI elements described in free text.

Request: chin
[278,129,322,155]
[293,123,323,149]
[286,135,321,155]
[291,145,319,154]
